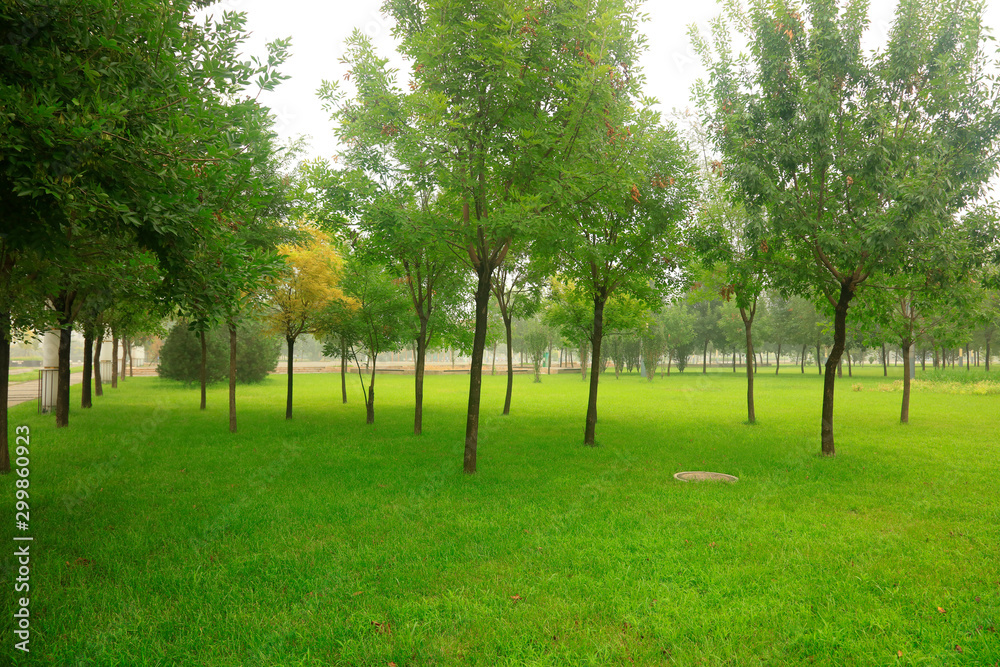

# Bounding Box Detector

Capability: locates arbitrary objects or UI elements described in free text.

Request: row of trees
[4,0,1000,475]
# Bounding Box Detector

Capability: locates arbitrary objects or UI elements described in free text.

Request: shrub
[158,321,279,385]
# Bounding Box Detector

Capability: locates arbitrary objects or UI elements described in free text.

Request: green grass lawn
[2,366,998,666]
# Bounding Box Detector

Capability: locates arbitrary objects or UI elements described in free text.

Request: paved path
[6,372,84,408]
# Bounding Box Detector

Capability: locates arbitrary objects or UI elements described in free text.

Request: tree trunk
[580,342,589,381]
[965,344,971,370]
[820,284,854,456]
[775,342,782,375]
[464,267,493,475]
[881,343,888,377]
[491,341,497,375]
[801,344,807,373]
[900,339,912,424]
[503,314,513,415]
[741,307,756,424]
[667,353,672,376]
[56,324,72,428]
[366,379,375,424]
[816,343,822,375]
[414,318,428,435]
[0,312,10,473]
[547,341,552,375]
[987,341,991,371]
[732,347,736,372]
[82,332,93,408]
[341,336,348,404]
[702,339,709,374]
[229,323,237,433]
[199,330,207,410]
[111,334,119,388]
[847,349,852,377]
[584,296,606,446]
[121,336,128,380]
[285,336,295,420]
[837,355,843,378]
[921,348,926,371]
[129,339,134,377]
[93,327,104,397]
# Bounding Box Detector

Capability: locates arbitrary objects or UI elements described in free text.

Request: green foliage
[157,321,279,385]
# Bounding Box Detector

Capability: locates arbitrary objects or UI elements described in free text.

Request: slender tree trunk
[56,324,72,428]
[491,342,497,375]
[847,349,852,377]
[965,344,971,370]
[820,284,854,456]
[199,330,207,410]
[129,340,134,377]
[341,336,348,404]
[464,267,493,475]
[229,323,237,433]
[702,340,709,374]
[741,307,756,424]
[121,337,128,380]
[801,344,807,373]
[775,342,782,375]
[900,339,912,424]
[921,348,926,371]
[881,343,888,377]
[285,336,295,420]
[414,318,428,435]
[987,341,991,371]
[93,326,103,397]
[732,347,736,372]
[816,343,822,375]
[547,341,552,375]
[0,312,10,473]
[111,334,119,389]
[584,296,606,446]
[933,347,939,369]
[580,342,588,381]
[837,355,843,378]
[82,332,93,408]
[366,362,377,424]
[667,353,672,376]
[503,315,513,415]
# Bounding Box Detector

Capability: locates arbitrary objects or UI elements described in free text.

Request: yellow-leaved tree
[266,227,342,419]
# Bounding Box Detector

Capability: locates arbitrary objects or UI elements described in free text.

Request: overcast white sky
[219,0,1000,162]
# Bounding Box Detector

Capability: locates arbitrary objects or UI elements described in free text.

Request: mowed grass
[2,365,999,666]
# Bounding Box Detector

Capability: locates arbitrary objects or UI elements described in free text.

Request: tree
[266,228,342,420]
[550,120,695,444]
[329,0,655,472]
[493,251,542,414]
[337,256,411,424]
[693,0,1000,454]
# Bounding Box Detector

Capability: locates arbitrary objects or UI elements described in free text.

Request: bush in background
[158,321,279,384]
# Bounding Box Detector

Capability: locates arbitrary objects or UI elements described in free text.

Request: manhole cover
[673,471,738,483]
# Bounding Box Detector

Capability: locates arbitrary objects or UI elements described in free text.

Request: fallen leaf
[353,591,363,596]
[511,594,522,602]
[371,621,391,635]
[955,645,962,653]
[708,542,717,548]
[937,607,946,614]
[388,663,397,667]
[897,650,903,657]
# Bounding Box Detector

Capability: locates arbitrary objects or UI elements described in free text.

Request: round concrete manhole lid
[673,471,738,483]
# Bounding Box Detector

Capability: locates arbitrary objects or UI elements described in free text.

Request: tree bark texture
[93,328,103,397]
[229,323,237,433]
[820,284,854,456]
[0,313,10,473]
[503,315,513,415]
[199,330,207,410]
[584,297,606,446]
[414,318,428,435]
[741,307,756,424]
[464,268,493,474]
[111,334,118,389]
[82,332,93,408]
[56,325,72,428]
[341,336,348,404]
[900,340,912,424]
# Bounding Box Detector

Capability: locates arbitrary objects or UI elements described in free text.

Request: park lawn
[1,366,998,666]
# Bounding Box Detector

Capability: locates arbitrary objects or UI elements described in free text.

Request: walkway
[6,372,84,408]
